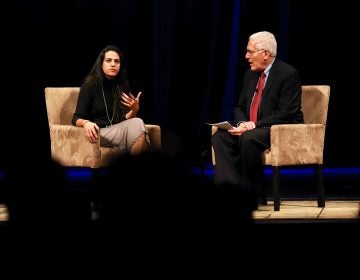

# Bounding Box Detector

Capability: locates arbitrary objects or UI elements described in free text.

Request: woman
[72,45,150,155]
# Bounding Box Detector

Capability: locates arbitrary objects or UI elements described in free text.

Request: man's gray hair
[249,31,277,57]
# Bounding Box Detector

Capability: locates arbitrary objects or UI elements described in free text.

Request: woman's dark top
[72,79,129,128]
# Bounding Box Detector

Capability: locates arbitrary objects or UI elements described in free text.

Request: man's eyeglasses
[246,49,266,56]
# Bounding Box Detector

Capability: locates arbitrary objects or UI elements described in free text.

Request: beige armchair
[45,87,161,168]
[212,85,330,211]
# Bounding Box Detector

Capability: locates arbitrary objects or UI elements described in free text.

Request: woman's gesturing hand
[121,91,142,112]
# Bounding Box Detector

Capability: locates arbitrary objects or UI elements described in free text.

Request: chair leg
[90,168,102,220]
[272,167,280,211]
[259,197,268,206]
[315,164,325,208]
[259,182,268,206]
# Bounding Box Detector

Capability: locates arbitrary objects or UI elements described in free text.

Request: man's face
[245,40,268,72]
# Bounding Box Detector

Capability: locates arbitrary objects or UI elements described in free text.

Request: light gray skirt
[99,117,150,152]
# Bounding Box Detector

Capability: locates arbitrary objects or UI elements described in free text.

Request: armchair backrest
[301,85,330,125]
[45,87,80,125]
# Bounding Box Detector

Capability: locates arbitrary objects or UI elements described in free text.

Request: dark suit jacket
[233,58,304,128]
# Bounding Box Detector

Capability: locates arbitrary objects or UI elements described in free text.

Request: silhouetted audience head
[4,158,91,230]
[95,153,254,244]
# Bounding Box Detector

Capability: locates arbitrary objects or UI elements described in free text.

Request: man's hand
[228,121,256,135]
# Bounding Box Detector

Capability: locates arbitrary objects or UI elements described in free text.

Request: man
[211,31,304,207]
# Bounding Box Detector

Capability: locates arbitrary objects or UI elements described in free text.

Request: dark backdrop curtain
[2,0,358,168]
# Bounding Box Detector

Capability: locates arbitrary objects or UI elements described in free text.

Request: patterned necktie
[250,72,266,122]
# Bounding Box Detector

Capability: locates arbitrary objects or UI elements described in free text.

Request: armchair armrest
[268,124,326,166]
[211,126,218,165]
[145,124,161,151]
[49,125,101,167]
[211,126,218,135]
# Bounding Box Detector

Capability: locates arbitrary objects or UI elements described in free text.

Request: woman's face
[102,50,121,79]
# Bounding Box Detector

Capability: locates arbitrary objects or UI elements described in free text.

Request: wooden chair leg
[259,185,268,206]
[272,166,280,211]
[259,197,268,206]
[90,168,102,219]
[315,164,325,207]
